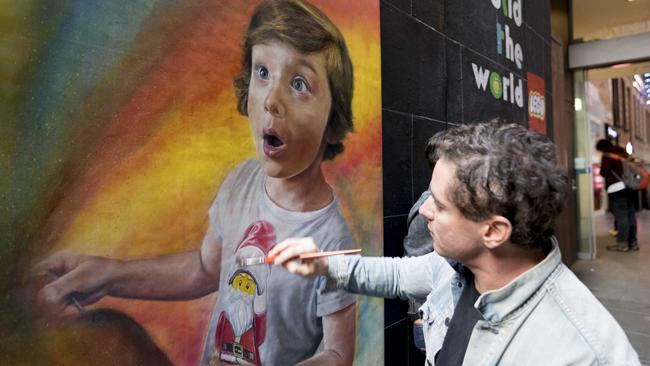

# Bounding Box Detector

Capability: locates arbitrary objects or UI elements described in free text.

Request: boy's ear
[481,216,512,249]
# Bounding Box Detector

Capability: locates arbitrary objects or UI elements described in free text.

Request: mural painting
[2,0,382,364]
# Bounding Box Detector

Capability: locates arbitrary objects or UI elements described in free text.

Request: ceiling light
[634,74,644,85]
[633,81,643,92]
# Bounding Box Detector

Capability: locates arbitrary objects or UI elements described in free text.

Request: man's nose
[419,196,434,220]
[264,83,285,117]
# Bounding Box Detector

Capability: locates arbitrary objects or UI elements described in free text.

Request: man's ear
[481,216,512,249]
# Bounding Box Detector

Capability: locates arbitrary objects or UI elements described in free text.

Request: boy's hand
[269,237,328,278]
[32,250,117,318]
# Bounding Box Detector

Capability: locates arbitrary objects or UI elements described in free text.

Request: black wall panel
[380,1,552,364]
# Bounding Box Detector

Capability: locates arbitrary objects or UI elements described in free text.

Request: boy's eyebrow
[295,58,318,75]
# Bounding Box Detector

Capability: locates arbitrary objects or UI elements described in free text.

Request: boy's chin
[259,159,313,181]
[259,160,289,179]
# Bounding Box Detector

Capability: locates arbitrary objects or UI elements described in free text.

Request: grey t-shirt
[201,160,356,366]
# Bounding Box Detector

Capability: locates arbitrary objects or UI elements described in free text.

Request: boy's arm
[113,228,222,299]
[295,304,356,366]
[35,228,222,316]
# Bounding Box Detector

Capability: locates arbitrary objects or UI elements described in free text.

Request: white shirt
[607,181,626,193]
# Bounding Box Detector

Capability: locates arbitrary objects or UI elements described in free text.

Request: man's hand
[33,250,118,317]
[268,237,329,278]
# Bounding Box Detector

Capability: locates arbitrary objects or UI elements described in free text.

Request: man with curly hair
[271,121,640,365]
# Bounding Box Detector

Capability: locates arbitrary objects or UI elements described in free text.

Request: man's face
[247,40,332,179]
[418,158,485,263]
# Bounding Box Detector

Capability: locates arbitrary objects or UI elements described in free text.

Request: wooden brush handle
[299,248,362,260]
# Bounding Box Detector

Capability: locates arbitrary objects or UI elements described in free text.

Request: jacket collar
[472,237,562,323]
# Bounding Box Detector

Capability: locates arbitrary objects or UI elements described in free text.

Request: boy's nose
[264,84,285,117]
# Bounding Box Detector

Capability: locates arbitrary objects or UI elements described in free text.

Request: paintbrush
[69,293,85,313]
[237,248,362,267]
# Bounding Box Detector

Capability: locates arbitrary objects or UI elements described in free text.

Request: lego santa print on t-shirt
[213,221,275,365]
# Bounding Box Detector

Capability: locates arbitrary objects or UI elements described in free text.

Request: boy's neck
[265,163,332,212]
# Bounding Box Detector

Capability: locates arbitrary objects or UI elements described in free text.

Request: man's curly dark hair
[425,120,569,249]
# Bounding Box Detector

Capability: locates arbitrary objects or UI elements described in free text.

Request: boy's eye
[255,65,269,80]
[291,77,310,92]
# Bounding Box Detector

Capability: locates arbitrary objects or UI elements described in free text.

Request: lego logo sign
[529,91,545,119]
[527,72,546,135]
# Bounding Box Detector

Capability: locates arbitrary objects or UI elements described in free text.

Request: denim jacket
[326,239,640,365]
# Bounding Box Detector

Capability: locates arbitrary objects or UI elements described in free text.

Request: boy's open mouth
[262,127,287,158]
[264,133,284,147]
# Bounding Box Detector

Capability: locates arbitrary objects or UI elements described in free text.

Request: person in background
[596,139,640,252]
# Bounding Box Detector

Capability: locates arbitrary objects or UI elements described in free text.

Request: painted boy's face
[247,40,332,179]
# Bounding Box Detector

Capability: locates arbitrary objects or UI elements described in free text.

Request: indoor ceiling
[588,60,650,81]
[587,61,650,102]
[573,0,650,41]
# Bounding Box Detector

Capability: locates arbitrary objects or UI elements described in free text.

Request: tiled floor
[572,210,650,365]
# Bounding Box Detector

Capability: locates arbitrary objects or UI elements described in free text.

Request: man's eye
[291,77,310,92]
[256,65,269,79]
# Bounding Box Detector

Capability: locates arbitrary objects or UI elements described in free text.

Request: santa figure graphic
[214,221,275,365]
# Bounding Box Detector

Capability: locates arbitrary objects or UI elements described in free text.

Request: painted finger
[36,283,68,315]
[32,250,80,277]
